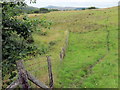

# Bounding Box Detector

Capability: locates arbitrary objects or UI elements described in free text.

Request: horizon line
[27,4,118,9]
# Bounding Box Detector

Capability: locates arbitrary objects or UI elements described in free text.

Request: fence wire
[25,60,47,68]
[23,58,49,87]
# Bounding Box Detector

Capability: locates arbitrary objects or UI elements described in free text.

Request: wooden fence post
[16,60,30,89]
[46,56,54,88]
[62,48,65,58]
[60,51,63,61]
[65,31,69,49]
[26,71,49,89]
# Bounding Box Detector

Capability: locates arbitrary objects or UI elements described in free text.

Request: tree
[34,10,39,13]
[82,8,86,10]
[39,8,49,13]
[49,9,60,12]
[2,1,35,80]
[87,7,97,9]
[2,1,51,88]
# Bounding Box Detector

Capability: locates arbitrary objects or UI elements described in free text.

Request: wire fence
[6,57,53,89]
[5,30,70,89]
[25,60,47,68]
[27,64,48,73]
[23,58,49,87]
[60,30,69,61]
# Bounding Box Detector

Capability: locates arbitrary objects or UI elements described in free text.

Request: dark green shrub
[49,41,56,46]
[9,72,17,79]
[87,7,97,9]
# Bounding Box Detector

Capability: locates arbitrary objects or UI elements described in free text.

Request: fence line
[60,30,69,61]
[6,57,53,90]
[26,71,49,89]
[16,60,30,89]
[25,62,47,68]
[47,56,54,88]
[6,31,69,89]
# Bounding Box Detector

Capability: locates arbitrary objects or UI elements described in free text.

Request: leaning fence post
[46,56,54,88]
[26,71,49,89]
[6,79,19,89]
[16,60,30,89]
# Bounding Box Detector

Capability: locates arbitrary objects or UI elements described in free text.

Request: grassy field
[23,7,118,88]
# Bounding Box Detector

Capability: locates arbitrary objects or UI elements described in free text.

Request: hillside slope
[54,7,118,88]
[25,7,118,88]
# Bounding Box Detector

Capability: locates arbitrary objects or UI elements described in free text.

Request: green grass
[23,7,118,88]
[56,26,118,88]
[81,51,118,88]
[56,29,107,88]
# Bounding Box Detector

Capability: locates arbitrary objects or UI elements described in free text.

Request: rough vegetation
[23,7,118,88]
[3,3,118,88]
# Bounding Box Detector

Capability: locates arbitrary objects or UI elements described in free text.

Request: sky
[25,0,119,8]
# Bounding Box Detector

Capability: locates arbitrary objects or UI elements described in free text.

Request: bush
[34,10,39,13]
[49,41,56,46]
[39,31,47,36]
[39,44,49,55]
[2,2,51,87]
[87,7,97,9]
[49,9,60,12]
[27,36,34,43]
[39,8,50,13]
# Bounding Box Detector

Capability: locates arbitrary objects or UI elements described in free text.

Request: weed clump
[49,41,56,46]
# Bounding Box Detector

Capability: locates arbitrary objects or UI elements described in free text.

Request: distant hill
[22,6,39,11]
[18,5,39,13]
[44,5,87,10]
[75,8,86,10]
